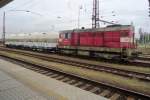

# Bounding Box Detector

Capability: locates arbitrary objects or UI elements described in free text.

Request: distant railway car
[6,32,58,52]
[58,25,138,60]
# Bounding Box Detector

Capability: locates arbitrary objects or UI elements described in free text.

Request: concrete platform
[0,69,56,100]
[0,58,108,100]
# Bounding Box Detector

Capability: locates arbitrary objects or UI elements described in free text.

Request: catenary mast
[92,0,100,28]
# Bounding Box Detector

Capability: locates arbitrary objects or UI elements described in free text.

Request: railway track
[1,48,150,100]
[0,47,150,82]
[0,56,149,100]
[137,56,150,61]
[4,46,150,67]
[132,60,150,67]
[131,55,150,67]
[4,46,150,68]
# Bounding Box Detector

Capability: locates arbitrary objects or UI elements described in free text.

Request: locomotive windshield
[121,32,129,37]
[64,33,71,39]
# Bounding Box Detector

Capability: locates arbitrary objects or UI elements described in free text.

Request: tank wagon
[6,32,58,52]
[58,25,138,60]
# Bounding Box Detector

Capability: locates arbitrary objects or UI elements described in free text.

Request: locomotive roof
[60,25,134,33]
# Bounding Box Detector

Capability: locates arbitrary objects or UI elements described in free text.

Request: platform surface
[0,69,57,100]
[0,58,108,100]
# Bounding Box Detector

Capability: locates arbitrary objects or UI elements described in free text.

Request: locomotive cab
[58,32,72,46]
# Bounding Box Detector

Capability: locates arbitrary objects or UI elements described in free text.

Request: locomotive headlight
[58,38,62,42]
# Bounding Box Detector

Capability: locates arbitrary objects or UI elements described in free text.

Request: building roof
[0,0,13,8]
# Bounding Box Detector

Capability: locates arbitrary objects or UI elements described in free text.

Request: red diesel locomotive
[58,25,138,60]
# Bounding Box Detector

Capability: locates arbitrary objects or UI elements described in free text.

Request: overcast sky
[0,0,149,37]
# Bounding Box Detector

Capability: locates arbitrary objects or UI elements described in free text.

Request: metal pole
[92,0,100,28]
[78,7,81,29]
[3,12,6,46]
[148,0,150,45]
[1,10,42,46]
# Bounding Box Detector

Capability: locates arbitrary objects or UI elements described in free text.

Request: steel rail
[137,56,150,61]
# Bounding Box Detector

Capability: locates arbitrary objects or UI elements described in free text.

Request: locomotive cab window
[121,32,129,37]
[65,33,71,39]
[60,33,65,39]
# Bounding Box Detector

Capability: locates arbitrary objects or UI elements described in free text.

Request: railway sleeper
[50,74,59,78]
[67,80,76,84]
[100,90,111,97]
[55,75,65,80]
[57,76,66,80]
[127,96,135,100]
[46,72,55,76]
[70,80,79,85]
[109,93,121,100]
[80,84,91,90]
[73,82,84,87]
[62,78,71,82]
[89,87,100,93]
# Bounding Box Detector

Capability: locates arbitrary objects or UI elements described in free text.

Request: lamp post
[148,0,150,48]
[78,5,83,29]
[2,10,42,46]
[2,12,5,46]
